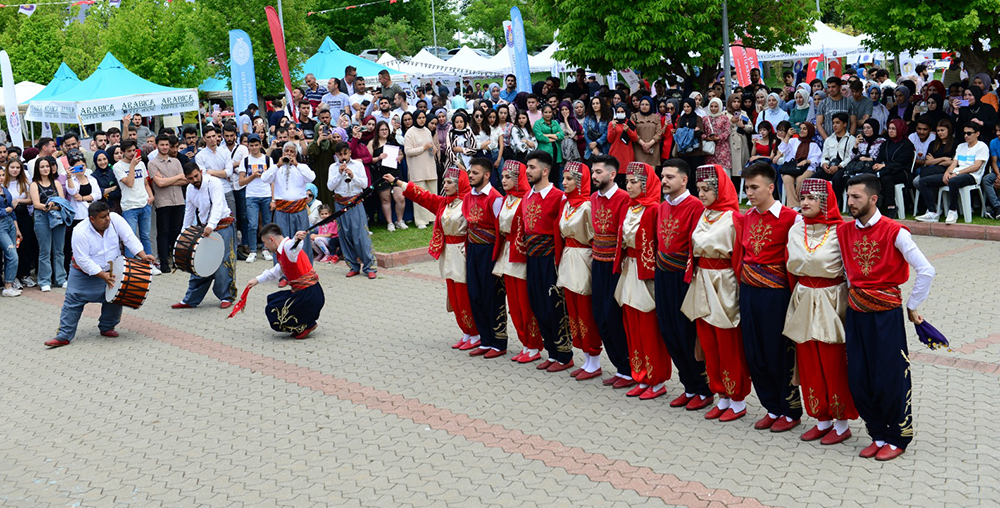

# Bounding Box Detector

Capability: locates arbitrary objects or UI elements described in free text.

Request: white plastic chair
[937,184,986,223]
[891,153,917,220]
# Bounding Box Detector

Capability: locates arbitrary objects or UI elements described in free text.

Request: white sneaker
[417,224,427,229]
[387,222,396,232]
[21,276,36,288]
[61,281,69,289]
[262,250,273,261]
[915,211,939,222]
[40,285,51,292]
[1,287,20,297]
[395,220,409,230]
[245,252,257,263]
[150,264,162,276]
[12,279,22,290]
[945,210,959,224]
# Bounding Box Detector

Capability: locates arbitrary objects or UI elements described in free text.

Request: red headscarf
[502,160,529,198]
[888,118,908,142]
[625,162,660,207]
[442,166,471,203]
[563,161,591,207]
[799,178,843,225]
[695,164,739,212]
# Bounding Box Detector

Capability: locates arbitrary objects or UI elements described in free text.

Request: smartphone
[959,100,969,107]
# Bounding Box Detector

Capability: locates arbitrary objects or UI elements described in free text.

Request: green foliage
[838,0,1000,74]
[307,0,461,55]
[364,15,422,57]
[461,0,555,52]
[0,8,68,84]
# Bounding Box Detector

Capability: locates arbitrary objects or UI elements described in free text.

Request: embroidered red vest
[657,195,702,272]
[836,217,909,290]
[590,188,629,262]
[613,205,658,280]
[463,187,501,247]
[278,240,315,281]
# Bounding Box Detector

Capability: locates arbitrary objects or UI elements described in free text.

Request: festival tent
[755,21,870,61]
[401,48,490,76]
[301,37,402,81]
[199,77,233,99]
[26,53,198,125]
[20,63,79,105]
[0,81,44,115]
[446,46,492,72]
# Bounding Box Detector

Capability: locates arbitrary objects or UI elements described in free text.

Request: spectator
[404,110,438,228]
[29,156,67,291]
[60,132,94,172]
[630,97,662,165]
[4,159,37,289]
[848,80,873,135]
[306,183,323,225]
[704,97,733,175]
[296,101,317,139]
[917,122,988,223]
[584,97,611,160]
[608,103,639,169]
[868,85,889,134]
[0,164,23,296]
[303,73,328,110]
[447,110,474,171]
[499,74,518,104]
[113,140,156,268]
[377,69,404,100]
[525,94,542,126]
[816,77,851,140]
[787,88,814,135]
[371,96,393,126]
[392,91,415,120]
[27,137,58,177]
[311,204,341,263]
[496,105,514,163]
[887,86,915,128]
[973,74,998,112]
[238,103,258,134]
[180,127,200,158]
[195,126,237,223]
[349,77,373,124]
[872,119,916,215]
[982,124,1000,218]
[237,134,273,262]
[148,134,186,271]
[952,86,999,144]
[107,127,122,146]
[61,149,98,273]
[321,79,351,121]
[222,124,251,258]
[533,105,564,182]
[370,120,406,230]
[909,116,935,176]
[815,112,855,198]
[129,114,152,143]
[755,92,789,132]
[509,111,537,163]
[339,66,357,95]
[565,68,589,100]
[777,122,822,208]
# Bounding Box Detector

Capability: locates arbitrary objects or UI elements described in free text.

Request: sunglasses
[964,131,976,136]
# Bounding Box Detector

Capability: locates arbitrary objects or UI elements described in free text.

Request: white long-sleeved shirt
[64,173,99,220]
[470,183,503,216]
[71,212,144,276]
[255,238,303,283]
[326,158,368,196]
[820,133,857,166]
[183,174,232,230]
[853,209,935,310]
[261,162,316,201]
[195,145,234,192]
[777,138,823,171]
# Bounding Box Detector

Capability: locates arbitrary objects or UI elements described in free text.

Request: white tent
[0,81,45,115]
[484,44,570,74]
[756,21,870,61]
[411,48,451,67]
[447,46,491,72]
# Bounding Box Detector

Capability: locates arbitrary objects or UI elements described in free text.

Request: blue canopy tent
[21,62,80,104]
[300,37,404,82]
[199,76,232,99]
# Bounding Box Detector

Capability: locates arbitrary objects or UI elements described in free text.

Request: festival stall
[301,37,403,82]
[755,21,870,61]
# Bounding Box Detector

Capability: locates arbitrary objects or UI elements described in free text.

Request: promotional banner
[503,21,516,74]
[1,51,23,148]
[620,68,641,91]
[26,88,198,124]
[229,29,258,115]
[264,6,296,117]
[508,7,531,93]
[730,40,760,87]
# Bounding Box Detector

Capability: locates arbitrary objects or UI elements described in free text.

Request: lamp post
[722,0,732,97]
[431,0,438,56]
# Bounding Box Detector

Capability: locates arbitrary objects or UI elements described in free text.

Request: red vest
[740,205,798,266]
[837,216,909,290]
[590,187,629,262]
[278,240,314,281]
[521,186,565,236]
[463,187,502,248]
[657,194,703,255]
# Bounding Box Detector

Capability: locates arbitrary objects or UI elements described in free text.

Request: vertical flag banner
[1,51,23,149]
[229,29,258,115]
[264,6,295,117]
[730,39,760,87]
[503,21,516,74]
[508,7,531,93]
[806,55,823,83]
[620,68,641,91]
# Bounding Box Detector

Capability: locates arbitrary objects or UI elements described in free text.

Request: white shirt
[528,183,554,199]
[597,184,620,199]
[64,173,99,219]
[112,159,150,212]
[853,209,935,309]
[255,237,304,284]
[72,212,144,276]
[350,92,372,112]
[471,183,503,216]
[228,143,249,191]
[908,133,933,161]
[748,200,803,223]
[953,141,990,183]
[239,154,273,199]
[261,162,316,201]
[391,105,416,120]
[326,158,368,196]
[195,145,234,192]
[665,189,690,206]
[821,133,857,165]
[183,174,231,230]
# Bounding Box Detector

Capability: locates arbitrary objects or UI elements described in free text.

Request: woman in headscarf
[91,149,121,214]
[704,98,733,175]
[788,88,814,134]
[607,103,638,168]
[782,178,857,445]
[660,98,680,162]
[872,118,915,216]
[448,110,474,170]
[387,167,480,348]
[674,98,706,190]
[559,100,585,162]
[755,92,790,131]
[690,91,707,117]
[917,93,947,131]
[953,85,999,143]
[848,118,886,174]
[888,86,914,128]
[924,80,946,100]
[305,183,322,225]
[973,74,998,112]
[630,96,664,165]
[868,86,889,134]
[405,110,439,229]
[433,108,451,181]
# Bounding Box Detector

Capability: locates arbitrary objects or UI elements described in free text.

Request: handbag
[701,117,716,155]
[561,136,581,162]
[843,158,875,176]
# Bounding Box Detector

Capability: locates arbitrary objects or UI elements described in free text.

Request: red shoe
[468,347,488,357]
[875,445,905,461]
[859,442,883,458]
[670,393,694,408]
[329,255,340,263]
[719,408,747,422]
[171,302,193,309]
[44,339,71,348]
[511,351,524,362]
[770,418,801,433]
[536,359,555,370]
[754,414,779,430]
[220,300,233,309]
[639,385,667,400]
[519,352,542,364]
[569,368,585,378]
[345,271,360,278]
[483,349,506,359]
[459,340,480,351]
[367,272,377,279]
[99,329,119,338]
[626,385,646,397]
[294,324,317,339]
[602,377,618,386]
[452,339,465,349]
[546,360,574,373]
[704,406,725,420]
[685,395,714,411]
[278,278,289,287]
[575,368,602,381]
[801,425,832,442]
[821,428,852,445]
[612,377,637,389]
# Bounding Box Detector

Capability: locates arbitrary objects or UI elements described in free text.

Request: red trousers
[504,275,543,350]
[696,319,751,401]
[622,305,672,385]
[446,279,479,336]
[796,341,859,421]
[564,289,603,356]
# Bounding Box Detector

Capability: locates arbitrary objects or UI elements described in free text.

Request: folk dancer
[654,159,713,410]
[464,158,508,358]
[262,142,316,280]
[557,161,604,380]
[45,201,155,348]
[739,162,803,432]
[589,155,634,388]
[614,162,672,400]
[681,164,751,421]
[839,174,935,461]
[784,178,858,445]
[171,163,237,309]
[493,160,545,363]
[521,150,575,372]
[327,142,376,278]
[246,224,325,340]
[386,168,480,347]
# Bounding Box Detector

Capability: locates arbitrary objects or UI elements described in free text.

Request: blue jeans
[34,211,66,287]
[246,196,272,250]
[274,209,311,265]
[182,224,237,305]
[0,216,18,284]
[983,173,1000,211]
[55,267,122,341]
[122,204,152,255]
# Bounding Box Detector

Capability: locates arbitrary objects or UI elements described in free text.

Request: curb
[901,220,1000,242]
[375,247,434,269]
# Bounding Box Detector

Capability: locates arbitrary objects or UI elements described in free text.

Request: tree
[461,0,555,52]
[0,8,68,84]
[838,0,1000,75]
[535,0,817,92]
[306,0,461,55]
[364,16,423,57]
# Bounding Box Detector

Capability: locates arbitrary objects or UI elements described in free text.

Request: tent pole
[198,108,203,139]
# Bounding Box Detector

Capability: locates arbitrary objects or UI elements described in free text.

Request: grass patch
[370,222,433,253]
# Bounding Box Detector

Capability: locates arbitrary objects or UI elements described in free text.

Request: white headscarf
[707,97,725,117]
[794,88,816,124]
[755,92,789,130]
[689,91,707,117]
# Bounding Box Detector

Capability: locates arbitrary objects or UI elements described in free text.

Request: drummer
[171,162,238,310]
[44,201,155,348]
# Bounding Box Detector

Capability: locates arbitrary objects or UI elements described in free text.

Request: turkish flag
[827,58,843,78]
[806,55,823,82]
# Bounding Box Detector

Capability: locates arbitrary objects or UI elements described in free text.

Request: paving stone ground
[1,234,998,507]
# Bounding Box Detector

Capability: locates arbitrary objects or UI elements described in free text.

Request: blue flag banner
[229,29,258,115]
[509,7,531,93]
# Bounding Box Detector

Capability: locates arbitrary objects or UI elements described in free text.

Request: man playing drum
[171,162,238,310]
[45,201,155,348]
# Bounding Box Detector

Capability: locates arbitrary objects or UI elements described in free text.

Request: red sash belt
[741,263,790,289]
[445,235,465,245]
[290,269,319,292]
[656,251,687,272]
[798,275,844,289]
[848,286,902,312]
[564,238,589,249]
[333,194,360,206]
[697,257,731,270]
[626,247,640,259]
[215,216,235,230]
[274,198,308,213]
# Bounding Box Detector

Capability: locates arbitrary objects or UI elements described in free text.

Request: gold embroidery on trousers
[830,394,845,421]
[462,310,474,330]
[271,298,307,334]
[528,318,540,339]
[807,387,820,416]
[645,355,654,380]
[493,279,508,339]
[899,349,915,438]
[722,370,736,397]
[551,284,573,353]
[577,317,589,339]
[631,350,642,374]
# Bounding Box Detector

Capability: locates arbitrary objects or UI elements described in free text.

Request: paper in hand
[382,145,401,169]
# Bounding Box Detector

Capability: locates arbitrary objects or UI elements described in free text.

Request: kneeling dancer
[246,224,325,339]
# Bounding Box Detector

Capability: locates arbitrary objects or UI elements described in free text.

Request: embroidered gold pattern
[577,317,589,340]
[645,355,654,380]
[722,370,736,396]
[270,297,307,334]
[640,228,655,271]
[747,217,773,256]
[467,204,484,224]
[594,207,613,234]
[829,394,845,420]
[462,310,474,330]
[631,350,642,374]
[551,284,574,353]
[807,387,820,416]
[524,202,542,231]
[513,217,527,255]
[429,227,444,254]
[899,349,915,438]
[567,315,579,339]
[528,318,540,339]
[852,234,881,276]
[659,215,680,248]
